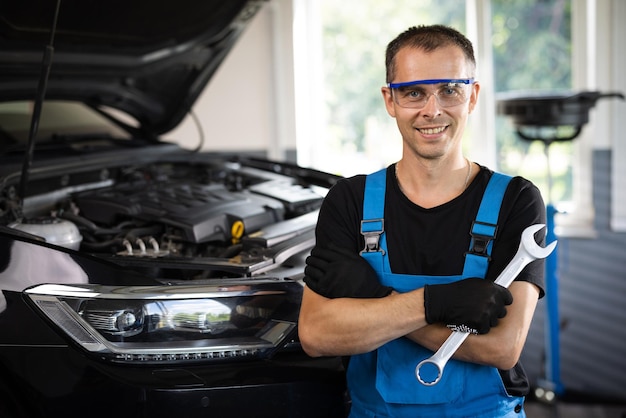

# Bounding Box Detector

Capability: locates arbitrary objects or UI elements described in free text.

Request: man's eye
[441,84,463,96]
[401,89,424,99]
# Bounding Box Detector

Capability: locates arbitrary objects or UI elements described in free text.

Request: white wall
[608,0,626,230]
[577,0,626,230]
[165,0,297,160]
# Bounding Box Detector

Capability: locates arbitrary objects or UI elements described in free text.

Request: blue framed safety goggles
[387,78,476,109]
[387,78,475,88]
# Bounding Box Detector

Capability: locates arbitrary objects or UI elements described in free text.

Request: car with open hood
[0,1,347,417]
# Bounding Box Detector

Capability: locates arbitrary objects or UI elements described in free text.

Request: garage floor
[525,402,626,418]
[524,395,626,418]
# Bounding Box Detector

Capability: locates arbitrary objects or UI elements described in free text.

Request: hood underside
[0,0,266,135]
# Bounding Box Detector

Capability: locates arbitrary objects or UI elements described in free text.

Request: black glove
[424,278,513,334]
[304,243,393,298]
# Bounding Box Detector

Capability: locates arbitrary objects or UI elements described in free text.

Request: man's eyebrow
[397,84,426,89]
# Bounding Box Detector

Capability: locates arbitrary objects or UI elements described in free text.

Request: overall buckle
[360,218,385,255]
[466,220,498,259]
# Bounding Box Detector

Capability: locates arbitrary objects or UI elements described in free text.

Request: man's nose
[420,93,442,116]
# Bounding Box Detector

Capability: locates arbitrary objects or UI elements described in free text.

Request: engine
[5,160,325,279]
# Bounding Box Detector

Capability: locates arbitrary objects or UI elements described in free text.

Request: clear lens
[79,299,145,336]
[26,282,299,363]
[390,80,472,109]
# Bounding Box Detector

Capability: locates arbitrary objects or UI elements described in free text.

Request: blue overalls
[348,168,526,418]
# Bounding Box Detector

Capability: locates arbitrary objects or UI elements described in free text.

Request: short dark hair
[385,25,476,83]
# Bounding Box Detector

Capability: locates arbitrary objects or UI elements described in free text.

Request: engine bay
[2,156,326,280]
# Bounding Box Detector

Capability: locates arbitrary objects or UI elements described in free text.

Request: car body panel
[0,0,266,134]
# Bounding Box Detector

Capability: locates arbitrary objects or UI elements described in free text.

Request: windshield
[0,101,133,146]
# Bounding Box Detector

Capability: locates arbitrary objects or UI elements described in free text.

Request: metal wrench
[415,223,557,385]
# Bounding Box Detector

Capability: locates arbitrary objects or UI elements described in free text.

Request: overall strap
[360,168,389,273]
[462,172,513,278]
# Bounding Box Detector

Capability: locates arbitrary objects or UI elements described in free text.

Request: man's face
[381,45,479,161]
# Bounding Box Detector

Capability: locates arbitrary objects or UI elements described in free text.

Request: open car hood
[0,0,266,135]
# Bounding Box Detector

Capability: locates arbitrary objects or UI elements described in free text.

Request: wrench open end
[521,223,557,260]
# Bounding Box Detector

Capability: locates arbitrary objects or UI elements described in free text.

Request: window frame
[607,0,626,232]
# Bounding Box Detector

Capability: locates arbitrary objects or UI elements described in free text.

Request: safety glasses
[387,78,475,109]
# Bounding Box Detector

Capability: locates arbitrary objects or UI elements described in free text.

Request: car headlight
[25,281,300,363]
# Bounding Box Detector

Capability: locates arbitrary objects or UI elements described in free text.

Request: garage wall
[165,0,297,161]
[521,150,626,401]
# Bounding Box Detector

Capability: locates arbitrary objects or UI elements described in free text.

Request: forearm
[406,324,513,369]
[298,287,428,357]
[407,281,539,370]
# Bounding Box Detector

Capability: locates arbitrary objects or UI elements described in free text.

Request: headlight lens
[25,281,299,363]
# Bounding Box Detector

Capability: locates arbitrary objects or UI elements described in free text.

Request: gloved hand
[424,278,513,334]
[304,243,393,298]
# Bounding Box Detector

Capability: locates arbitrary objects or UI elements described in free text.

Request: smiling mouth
[417,126,447,135]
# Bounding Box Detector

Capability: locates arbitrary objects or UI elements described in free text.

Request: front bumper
[0,343,348,418]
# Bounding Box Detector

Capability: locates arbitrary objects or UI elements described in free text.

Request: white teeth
[418,126,446,134]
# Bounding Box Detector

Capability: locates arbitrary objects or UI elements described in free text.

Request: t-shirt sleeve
[314,176,365,255]
[487,178,547,298]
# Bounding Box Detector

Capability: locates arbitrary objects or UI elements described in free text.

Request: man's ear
[468,82,480,114]
[381,86,397,118]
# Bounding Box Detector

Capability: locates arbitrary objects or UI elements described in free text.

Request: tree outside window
[492,0,572,204]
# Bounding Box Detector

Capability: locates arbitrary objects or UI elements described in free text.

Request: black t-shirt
[314,163,547,396]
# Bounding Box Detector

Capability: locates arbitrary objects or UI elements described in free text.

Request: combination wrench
[415,223,557,385]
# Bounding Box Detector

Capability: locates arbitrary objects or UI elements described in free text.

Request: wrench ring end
[415,358,443,386]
